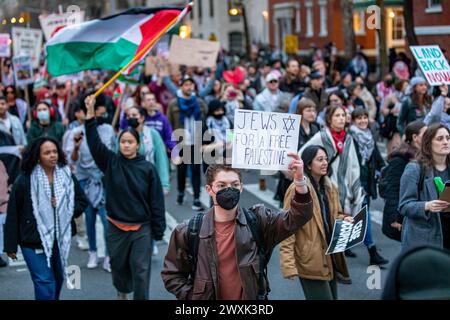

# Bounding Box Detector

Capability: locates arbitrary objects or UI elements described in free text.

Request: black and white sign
[325,205,368,255]
[11,27,42,69]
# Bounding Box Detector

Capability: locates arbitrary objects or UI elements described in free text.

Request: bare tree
[376,0,388,77]
[241,1,251,58]
[403,0,418,46]
[341,0,356,59]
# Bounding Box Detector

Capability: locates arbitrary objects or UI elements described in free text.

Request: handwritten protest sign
[12,56,34,87]
[326,206,368,255]
[231,110,301,171]
[0,34,11,58]
[410,45,450,86]
[169,36,220,68]
[145,56,179,76]
[39,11,85,41]
[11,27,42,69]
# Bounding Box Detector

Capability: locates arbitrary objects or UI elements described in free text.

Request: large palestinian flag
[46,5,191,77]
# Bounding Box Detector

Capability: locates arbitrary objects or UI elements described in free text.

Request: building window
[426,0,442,13]
[273,4,296,50]
[391,10,405,41]
[295,4,301,33]
[319,0,327,37]
[210,0,214,17]
[353,10,365,35]
[429,0,442,7]
[305,1,313,38]
[198,0,202,24]
[229,31,243,53]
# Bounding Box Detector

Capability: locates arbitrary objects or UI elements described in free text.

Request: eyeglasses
[212,183,242,192]
[269,80,278,84]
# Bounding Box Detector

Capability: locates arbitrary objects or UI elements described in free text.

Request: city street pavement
[0,167,400,300]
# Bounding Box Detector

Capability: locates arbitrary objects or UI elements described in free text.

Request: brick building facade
[268,0,450,59]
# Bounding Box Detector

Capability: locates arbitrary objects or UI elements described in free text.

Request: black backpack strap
[243,207,271,300]
[418,163,425,194]
[187,212,205,283]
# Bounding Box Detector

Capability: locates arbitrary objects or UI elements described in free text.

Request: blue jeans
[21,244,64,300]
[363,196,375,248]
[79,179,109,254]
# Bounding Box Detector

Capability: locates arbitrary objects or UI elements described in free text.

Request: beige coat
[279,177,350,281]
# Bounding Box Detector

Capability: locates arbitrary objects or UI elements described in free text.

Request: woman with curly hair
[4,137,88,300]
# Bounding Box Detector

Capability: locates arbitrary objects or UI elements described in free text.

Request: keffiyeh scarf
[350,125,374,165]
[30,165,74,277]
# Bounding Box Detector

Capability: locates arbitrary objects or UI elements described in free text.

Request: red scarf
[330,128,346,154]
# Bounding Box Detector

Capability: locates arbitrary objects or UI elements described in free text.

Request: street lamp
[229,8,239,16]
[10,17,16,24]
[228,0,251,57]
[179,25,191,39]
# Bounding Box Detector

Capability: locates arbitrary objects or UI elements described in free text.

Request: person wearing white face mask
[27,102,65,146]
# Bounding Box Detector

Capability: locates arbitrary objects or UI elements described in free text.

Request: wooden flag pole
[24,86,32,125]
[111,83,129,129]
[64,81,73,123]
[93,2,193,98]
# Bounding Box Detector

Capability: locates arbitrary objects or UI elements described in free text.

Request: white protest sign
[410,45,450,86]
[231,110,301,171]
[325,206,368,255]
[169,36,220,68]
[11,27,43,69]
[0,33,11,57]
[55,72,84,84]
[39,11,85,41]
[12,56,34,87]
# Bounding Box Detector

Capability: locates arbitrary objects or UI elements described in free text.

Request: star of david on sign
[283,115,296,134]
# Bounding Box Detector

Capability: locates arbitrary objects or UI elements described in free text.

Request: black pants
[107,222,152,300]
[177,145,201,199]
[300,277,338,300]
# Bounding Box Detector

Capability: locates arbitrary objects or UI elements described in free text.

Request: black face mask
[215,187,240,210]
[127,118,139,129]
[213,113,225,120]
[96,116,108,125]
